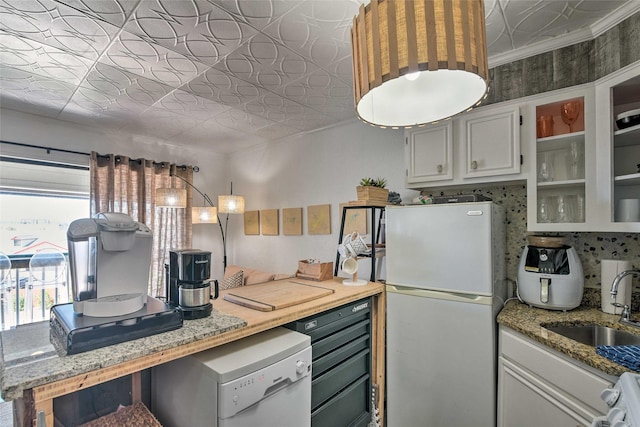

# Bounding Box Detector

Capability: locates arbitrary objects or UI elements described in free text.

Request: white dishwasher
[151,327,312,427]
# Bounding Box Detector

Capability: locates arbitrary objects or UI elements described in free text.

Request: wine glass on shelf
[538,198,551,223]
[566,140,582,180]
[561,101,581,133]
[556,196,573,223]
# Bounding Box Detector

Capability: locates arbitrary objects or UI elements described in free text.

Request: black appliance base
[50,296,183,355]
[179,303,212,320]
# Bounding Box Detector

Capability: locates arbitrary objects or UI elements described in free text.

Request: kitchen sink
[545,324,640,347]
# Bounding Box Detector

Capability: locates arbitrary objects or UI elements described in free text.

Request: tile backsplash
[423,184,640,307]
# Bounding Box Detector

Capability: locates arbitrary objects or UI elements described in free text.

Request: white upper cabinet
[526,85,593,232]
[460,105,521,179]
[405,102,525,189]
[404,60,640,233]
[594,61,640,232]
[526,61,640,233]
[405,122,453,184]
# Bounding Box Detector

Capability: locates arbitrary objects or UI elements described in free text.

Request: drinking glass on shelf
[561,101,581,133]
[576,195,585,223]
[538,198,551,223]
[538,152,555,182]
[566,140,583,180]
[556,195,573,223]
[536,115,554,138]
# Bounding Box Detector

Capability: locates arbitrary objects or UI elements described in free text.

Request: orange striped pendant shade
[351,0,489,128]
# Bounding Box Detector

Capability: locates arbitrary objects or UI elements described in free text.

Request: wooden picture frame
[307,204,331,235]
[283,207,303,236]
[339,203,367,235]
[261,209,279,235]
[244,210,260,235]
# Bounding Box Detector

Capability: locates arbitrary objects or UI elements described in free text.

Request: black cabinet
[285,297,373,427]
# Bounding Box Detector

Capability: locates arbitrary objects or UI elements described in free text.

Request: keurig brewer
[51,213,183,355]
[167,249,219,319]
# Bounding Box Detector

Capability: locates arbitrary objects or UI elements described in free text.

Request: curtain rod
[101,155,198,172]
[1,140,90,156]
[0,140,198,172]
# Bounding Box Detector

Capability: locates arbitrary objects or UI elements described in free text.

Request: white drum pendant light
[351,0,489,128]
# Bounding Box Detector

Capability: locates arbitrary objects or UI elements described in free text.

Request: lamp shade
[155,188,187,208]
[351,0,489,128]
[218,195,245,214]
[192,206,218,224]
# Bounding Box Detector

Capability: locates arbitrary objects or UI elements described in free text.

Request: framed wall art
[261,209,279,235]
[307,204,331,235]
[244,210,260,235]
[283,207,303,236]
[339,203,367,235]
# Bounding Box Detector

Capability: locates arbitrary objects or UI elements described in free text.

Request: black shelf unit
[334,205,386,282]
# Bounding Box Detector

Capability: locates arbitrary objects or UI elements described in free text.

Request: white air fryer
[518,245,584,311]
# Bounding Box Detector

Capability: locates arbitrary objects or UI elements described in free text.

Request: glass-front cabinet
[611,77,640,223]
[529,61,640,232]
[595,62,640,232]
[527,86,594,232]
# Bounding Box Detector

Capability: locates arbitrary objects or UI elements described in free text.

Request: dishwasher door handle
[263,378,293,398]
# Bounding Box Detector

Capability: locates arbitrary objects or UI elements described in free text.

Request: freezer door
[386,289,497,427]
[386,203,500,296]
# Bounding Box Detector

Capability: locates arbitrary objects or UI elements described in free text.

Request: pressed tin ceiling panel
[0,0,636,154]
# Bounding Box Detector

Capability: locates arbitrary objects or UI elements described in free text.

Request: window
[0,152,89,329]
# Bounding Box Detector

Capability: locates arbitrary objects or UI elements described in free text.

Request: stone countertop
[1,278,385,410]
[498,300,640,377]
[0,309,246,401]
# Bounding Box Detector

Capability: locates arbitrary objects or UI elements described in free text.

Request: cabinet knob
[471,160,478,170]
[437,164,443,173]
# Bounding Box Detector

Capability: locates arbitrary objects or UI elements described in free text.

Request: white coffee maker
[51,213,183,355]
[67,212,153,317]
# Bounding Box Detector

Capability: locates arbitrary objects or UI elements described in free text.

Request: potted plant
[357,177,389,205]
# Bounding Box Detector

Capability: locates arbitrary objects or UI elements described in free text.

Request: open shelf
[614,173,640,186]
[536,97,585,137]
[537,131,585,145]
[538,179,586,189]
[614,123,640,147]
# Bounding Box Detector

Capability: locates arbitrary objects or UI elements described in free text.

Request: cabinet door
[498,357,592,427]
[405,123,453,185]
[595,63,640,232]
[527,86,594,232]
[461,105,520,179]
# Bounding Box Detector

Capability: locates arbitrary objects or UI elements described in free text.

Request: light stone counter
[498,300,640,377]
[0,309,246,401]
[0,278,385,427]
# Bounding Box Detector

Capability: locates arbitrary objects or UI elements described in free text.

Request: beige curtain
[90,152,193,298]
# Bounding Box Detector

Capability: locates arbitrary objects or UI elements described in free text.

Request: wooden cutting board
[223,280,335,311]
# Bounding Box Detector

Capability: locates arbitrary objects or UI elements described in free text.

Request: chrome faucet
[610,270,640,324]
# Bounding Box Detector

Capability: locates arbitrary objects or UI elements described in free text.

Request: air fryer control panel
[524,246,571,275]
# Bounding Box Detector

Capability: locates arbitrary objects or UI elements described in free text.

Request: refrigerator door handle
[386,284,494,305]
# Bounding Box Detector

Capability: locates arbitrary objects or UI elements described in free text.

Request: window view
[0,159,89,330]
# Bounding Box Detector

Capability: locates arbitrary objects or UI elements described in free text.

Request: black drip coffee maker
[166,249,218,319]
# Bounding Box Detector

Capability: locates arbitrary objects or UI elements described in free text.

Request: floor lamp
[156,172,244,271]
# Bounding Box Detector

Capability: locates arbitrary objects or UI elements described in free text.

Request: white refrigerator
[385,202,506,427]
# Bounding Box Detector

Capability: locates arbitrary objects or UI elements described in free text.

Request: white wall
[226,119,413,281]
